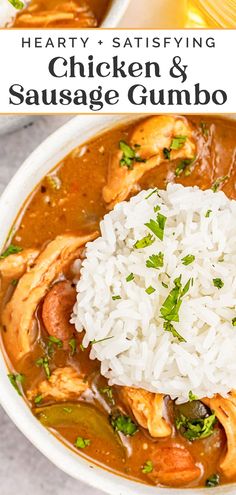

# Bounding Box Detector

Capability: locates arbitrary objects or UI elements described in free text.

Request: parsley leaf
[175,413,216,441]
[100,387,115,405]
[48,336,63,348]
[119,140,145,170]
[142,460,153,474]
[8,0,24,9]
[145,213,167,241]
[170,136,187,150]
[205,474,220,487]
[34,394,43,405]
[146,252,164,269]
[232,317,236,327]
[164,321,186,343]
[181,254,195,266]
[189,391,198,402]
[75,437,90,449]
[110,413,138,436]
[91,337,113,345]
[205,209,212,218]
[213,278,224,289]
[8,373,24,396]
[145,188,158,199]
[69,338,77,356]
[212,176,228,192]
[175,157,195,177]
[200,121,209,137]
[0,244,23,259]
[126,273,134,282]
[163,147,170,160]
[134,233,155,249]
[36,357,51,379]
[112,295,121,300]
[145,286,156,295]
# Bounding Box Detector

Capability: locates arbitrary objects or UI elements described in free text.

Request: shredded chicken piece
[27,366,88,402]
[0,249,39,280]
[149,444,201,486]
[2,232,98,360]
[121,387,171,438]
[103,116,196,208]
[203,392,236,478]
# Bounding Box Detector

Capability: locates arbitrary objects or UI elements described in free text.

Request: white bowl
[0,114,235,495]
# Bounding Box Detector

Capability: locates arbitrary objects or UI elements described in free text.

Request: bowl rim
[101,0,130,27]
[0,114,235,495]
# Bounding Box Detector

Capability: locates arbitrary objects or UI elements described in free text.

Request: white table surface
[0,116,105,495]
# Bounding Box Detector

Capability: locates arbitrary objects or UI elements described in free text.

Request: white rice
[0,0,27,27]
[72,184,236,402]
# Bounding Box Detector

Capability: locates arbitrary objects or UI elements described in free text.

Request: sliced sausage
[42,280,76,342]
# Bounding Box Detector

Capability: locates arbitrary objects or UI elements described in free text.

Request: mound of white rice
[0,0,27,27]
[72,184,236,402]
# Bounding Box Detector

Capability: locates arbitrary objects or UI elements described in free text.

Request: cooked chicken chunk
[0,249,39,280]
[103,116,196,208]
[27,366,88,402]
[203,392,236,478]
[2,232,98,360]
[148,444,201,486]
[121,387,171,438]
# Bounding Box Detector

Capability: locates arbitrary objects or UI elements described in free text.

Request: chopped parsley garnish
[142,460,153,474]
[145,188,158,199]
[205,474,220,488]
[163,147,170,160]
[126,273,134,282]
[34,394,43,405]
[80,343,85,352]
[8,0,24,9]
[170,136,187,150]
[48,336,63,348]
[175,157,195,177]
[181,254,195,266]
[160,275,191,342]
[69,338,77,356]
[154,205,161,213]
[63,407,72,413]
[112,295,121,300]
[36,357,51,379]
[160,275,190,322]
[164,321,186,343]
[119,140,146,170]
[145,213,167,241]
[74,437,91,449]
[175,413,216,441]
[146,252,164,269]
[145,286,156,295]
[8,373,24,396]
[188,391,198,402]
[213,278,224,289]
[134,233,155,249]
[100,387,115,405]
[232,317,236,327]
[162,282,168,289]
[212,175,228,192]
[205,209,212,218]
[200,121,209,137]
[11,279,18,287]
[0,244,23,259]
[91,337,113,345]
[110,413,138,436]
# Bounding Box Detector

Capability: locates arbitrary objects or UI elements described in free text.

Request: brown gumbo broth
[1,115,236,489]
[11,0,110,28]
